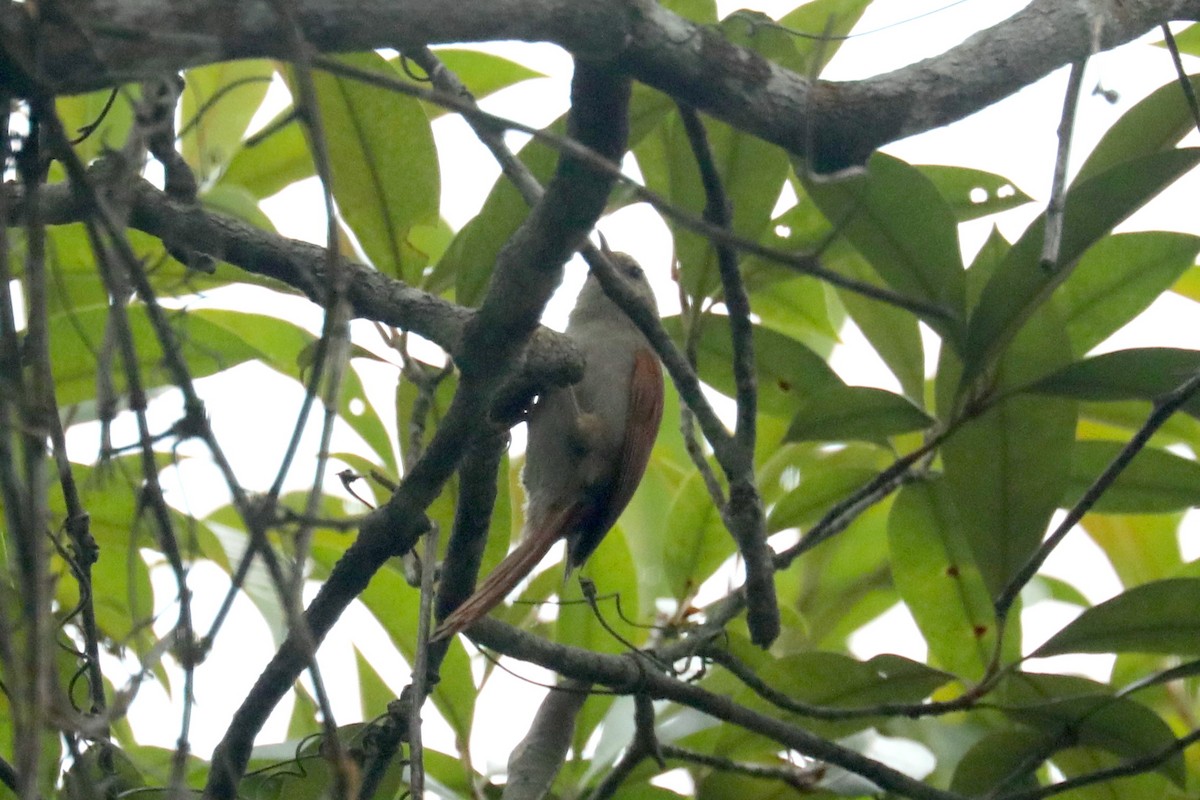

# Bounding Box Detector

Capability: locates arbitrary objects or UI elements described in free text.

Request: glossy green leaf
[889,479,996,680]
[791,503,897,651]
[664,314,841,418]
[662,471,734,602]
[773,0,872,75]
[960,148,1200,391]
[181,60,275,181]
[802,152,966,343]
[1075,74,1200,184]
[221,116,316,198]
[942,305,1077,596]
[744,266,840,350]
[1033,579,1200,657]
[1064,441,1200,513]
[919,164,1034,221]
[55,86,138,165]
[400,48,543,118]
[1171,263,1200,303]
[47,305,304,408]
[343,553,477,743]
[290,52,439,281]
[823,241,926,401]
[1084,513,1182,588]
[1005,693,1185,786]
[1056,232,1200,354]
[734,651,952,739]
[785,385,933,444]
[764,444,887,532]
[1027,348,1200,416]
[432,130,558,302]
[201,182,277,232]
[950,730,1046,796]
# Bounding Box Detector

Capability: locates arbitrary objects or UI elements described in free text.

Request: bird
[432,248,664,641]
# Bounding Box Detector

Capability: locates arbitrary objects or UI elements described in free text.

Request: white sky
[93,0,1200,780]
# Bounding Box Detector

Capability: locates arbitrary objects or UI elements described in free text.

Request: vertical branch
[12,106,53,800]
[1040,59,1086,271]
[675,105,757,451]
[672,104,776,647]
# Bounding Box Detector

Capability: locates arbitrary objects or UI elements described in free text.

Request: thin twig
[1040,59,1087,271]
[995,367,1200,619]
[1160,24,1200,133]
[408,522,439,800]
[312,54,953,323]
[660,744,825,792]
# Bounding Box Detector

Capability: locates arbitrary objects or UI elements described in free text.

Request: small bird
[433,249,664,640]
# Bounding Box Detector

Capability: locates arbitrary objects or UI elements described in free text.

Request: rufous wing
[589,346,664,540]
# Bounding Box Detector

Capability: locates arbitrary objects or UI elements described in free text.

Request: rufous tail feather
[432,508,572,641]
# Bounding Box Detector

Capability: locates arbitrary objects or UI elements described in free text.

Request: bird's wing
[591,347,663,539]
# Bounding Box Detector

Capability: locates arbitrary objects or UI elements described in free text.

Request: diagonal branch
[202,61,633,800]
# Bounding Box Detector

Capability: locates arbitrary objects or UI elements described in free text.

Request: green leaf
[950,730,1047,796]
[181,60,275,181]
[785,385,933,444]
[201,182,277,232]
[734,651,952,739]
[1084,513,1182,588]
[764,444,887,532]
[1005,693,1185,787]
[664,315,841,418]
[824,241,926,401]
[1056,232,1200,354]
[1033,579,1200,657]
[1027,348,1200,416]
[1075,74,1200,184]
[918,164,1034,221]
[889,479,997,680]
[289,52,439,281]
[431,129,558,302]
[56,87,138,166]
[405,49,543,117]
[960,148,1200,391]
[47,306,312,408]
[942,305,1077,597]
[774,0,872,75]
[1065,441,1200,514]
[662,471,734,602]
[802,152,966,343]
[221,116,316,198]
[667,115,789,299]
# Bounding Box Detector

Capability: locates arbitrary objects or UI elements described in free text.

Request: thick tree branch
[3,0,1196,170]
[0,177,588,400]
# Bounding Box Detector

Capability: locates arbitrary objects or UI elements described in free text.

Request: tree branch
[202,60,632,800]
[467,617,964,800]
[4,0,1195,170]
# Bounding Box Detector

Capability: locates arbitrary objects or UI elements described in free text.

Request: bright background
[67,0,1200,780]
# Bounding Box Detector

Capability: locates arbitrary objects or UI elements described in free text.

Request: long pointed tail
[432,510,569,641]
